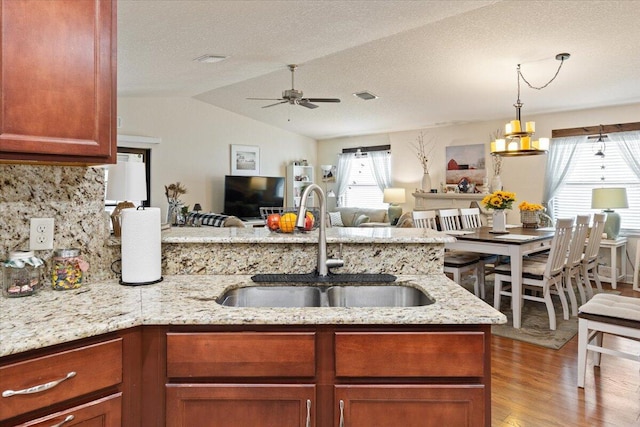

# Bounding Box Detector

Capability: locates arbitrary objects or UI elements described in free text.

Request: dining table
[445,226,556,329]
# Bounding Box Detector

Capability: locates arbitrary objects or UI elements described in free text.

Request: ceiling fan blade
[247,97,283,101]
[262,100,288,108]
[305,98,341,103]
[298,100,319,109]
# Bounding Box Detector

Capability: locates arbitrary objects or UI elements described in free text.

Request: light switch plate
[29,218,54,250]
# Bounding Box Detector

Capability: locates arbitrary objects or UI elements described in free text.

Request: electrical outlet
[29,218,54,250]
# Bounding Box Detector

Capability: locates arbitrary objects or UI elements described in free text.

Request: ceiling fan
[247,64,341,109]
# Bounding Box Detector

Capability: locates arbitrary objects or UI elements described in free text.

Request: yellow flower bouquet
[518,201,544,211]
[482,190,516,210]
[518,201,544,228]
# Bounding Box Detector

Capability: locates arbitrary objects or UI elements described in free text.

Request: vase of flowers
[410,131,434,191]
[482,190,516,233]
[165,182,187,225]
[519,201,544,228]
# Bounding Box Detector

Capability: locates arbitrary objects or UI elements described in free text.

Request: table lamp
[591,187,628,239]
[383,188,406,226]
[106,161,147,237]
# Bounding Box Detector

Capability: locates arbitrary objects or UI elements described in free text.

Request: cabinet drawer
[167,332,316,378]
[0,339,122,421]
[15,393,122,427]
[335,332,485,378]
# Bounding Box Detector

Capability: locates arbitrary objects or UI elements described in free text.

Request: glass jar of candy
[3,251,44,297]
[52,248,88,290]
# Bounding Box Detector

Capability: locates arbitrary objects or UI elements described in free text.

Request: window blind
[552,139,640,232]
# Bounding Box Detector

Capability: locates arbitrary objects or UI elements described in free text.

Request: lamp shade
[591,188,628,209]
[383,188,406,204]
[107,161,147,201]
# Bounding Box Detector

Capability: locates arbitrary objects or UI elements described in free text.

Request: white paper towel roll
[121,207,162,285]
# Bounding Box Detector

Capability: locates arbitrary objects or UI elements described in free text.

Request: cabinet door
[166,384,315,427]
[0,0,116,164]
[335,385,485,427]
[16,393,122,427]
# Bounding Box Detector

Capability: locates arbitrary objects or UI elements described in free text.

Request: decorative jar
[52,248,89,290]
[2,251,44,297]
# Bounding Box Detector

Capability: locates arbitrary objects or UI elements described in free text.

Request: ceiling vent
[193,54,228,63]
[353,91,378,100]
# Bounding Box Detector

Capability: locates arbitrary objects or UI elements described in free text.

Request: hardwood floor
[491,283,640,426]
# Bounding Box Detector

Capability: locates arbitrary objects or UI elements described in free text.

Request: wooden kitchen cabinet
[0,329,141,427]
[165,331,316,427]
[155,326,491,427]
[166,385,315,427]
[15,393,122,427]
[335,385,485,427]
[0,0,117,165]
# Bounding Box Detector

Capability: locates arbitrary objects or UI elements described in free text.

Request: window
[551,135,640,233]
[339,148,391,209]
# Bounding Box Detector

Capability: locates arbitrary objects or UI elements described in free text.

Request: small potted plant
[518,201,544,228]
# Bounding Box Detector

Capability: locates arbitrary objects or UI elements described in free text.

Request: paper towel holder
[118,206,164,286]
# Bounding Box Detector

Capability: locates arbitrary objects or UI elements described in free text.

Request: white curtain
[368,150,392,191]
[543,136,583,217]
[608,130,640,179]
[334,153,354,207]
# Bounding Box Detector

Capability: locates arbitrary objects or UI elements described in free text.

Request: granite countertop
[0,275,505,357]
[158,226,456,244]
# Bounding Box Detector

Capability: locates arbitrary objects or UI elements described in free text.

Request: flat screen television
[223,175,285,220]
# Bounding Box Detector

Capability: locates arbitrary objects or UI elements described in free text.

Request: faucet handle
[326,258,344,269]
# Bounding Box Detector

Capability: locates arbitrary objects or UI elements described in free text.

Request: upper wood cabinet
[0,0,116,165]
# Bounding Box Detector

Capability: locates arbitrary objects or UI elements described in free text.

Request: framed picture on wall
[231,144,260,176]
[445,144,486,188]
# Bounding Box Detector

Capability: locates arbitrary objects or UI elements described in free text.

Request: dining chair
[412,210,438,229]
[438,209,462,231]
[493,218,575,330]
[447,207,497,298]
[562,215,591,316]
[413,210,483,297]
[459,207,483,229]
[580,213,607,302]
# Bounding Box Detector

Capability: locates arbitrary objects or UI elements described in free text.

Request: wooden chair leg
[576,268,588,305]
[583,263,595,300]
[494,277,504,310]
[577,318,589,388]
[544,287,557,331]
[564,271,579,316]
[554,280,570,321]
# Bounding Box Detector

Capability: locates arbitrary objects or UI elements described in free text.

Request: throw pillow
[329,211,344,227]
[354,214,370,226]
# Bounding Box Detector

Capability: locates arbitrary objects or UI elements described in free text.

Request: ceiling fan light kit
[490,52,570,157]
[247,64,341,109]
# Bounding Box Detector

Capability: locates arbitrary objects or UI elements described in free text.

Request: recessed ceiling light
[193,54,228,63]
[353,91,378,100]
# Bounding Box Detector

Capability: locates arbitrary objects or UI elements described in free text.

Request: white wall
[117,97,316,218]
[319,102,640,221]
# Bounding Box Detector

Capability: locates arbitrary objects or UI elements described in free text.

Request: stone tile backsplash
[0,164,114,282]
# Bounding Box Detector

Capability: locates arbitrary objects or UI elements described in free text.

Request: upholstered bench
[577,293,640,388]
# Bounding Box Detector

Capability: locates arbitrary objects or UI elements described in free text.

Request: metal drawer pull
[305,399,311,427]
[339,399,345,427]
[2,371,76,397]
[51,415,75,427]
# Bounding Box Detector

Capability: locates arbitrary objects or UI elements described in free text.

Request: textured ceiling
[118,0,640,140]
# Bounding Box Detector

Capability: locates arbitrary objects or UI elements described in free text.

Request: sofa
[328,208,415,228]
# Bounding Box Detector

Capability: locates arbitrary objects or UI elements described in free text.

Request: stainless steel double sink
[217,284,434,308]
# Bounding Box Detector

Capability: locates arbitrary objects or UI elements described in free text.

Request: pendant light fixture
[491,53,570,157]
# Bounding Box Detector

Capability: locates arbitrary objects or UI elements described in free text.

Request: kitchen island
[1,227,505,427]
